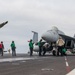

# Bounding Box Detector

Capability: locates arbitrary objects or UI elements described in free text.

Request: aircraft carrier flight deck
[0,54,75,75]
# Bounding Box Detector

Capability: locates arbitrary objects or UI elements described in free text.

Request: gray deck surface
[0,54,75,75]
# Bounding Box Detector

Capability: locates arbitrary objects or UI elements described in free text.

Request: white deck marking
[41,68,54,71]
[65,56,70,73]
[66,62,69,67]
[65,56,69,67]
[0,57,37,62]
[66,69,75,75]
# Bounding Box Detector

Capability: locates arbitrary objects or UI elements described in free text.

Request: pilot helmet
[59,36,62,39]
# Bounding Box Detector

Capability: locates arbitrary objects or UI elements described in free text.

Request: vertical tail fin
[32,31,38,43]
[74,34,75,38]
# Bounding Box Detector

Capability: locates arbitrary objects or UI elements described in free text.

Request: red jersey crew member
[0,41,3,56]
[1,41,4,56]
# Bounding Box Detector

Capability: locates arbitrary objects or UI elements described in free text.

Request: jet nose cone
[41,32,48,40]
[41,31,59,42]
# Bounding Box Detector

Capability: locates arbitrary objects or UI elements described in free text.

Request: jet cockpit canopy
[51,26,58,31]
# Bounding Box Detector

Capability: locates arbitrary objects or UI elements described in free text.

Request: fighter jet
[41,26,75,49]
[32,26,75,55]
[0,21,8,28]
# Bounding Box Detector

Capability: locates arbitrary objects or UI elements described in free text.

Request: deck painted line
[65,57,67,61]
[66,62,69,67]
[66,69,75,75]
[65,56,71,73]
[0,57,37,62]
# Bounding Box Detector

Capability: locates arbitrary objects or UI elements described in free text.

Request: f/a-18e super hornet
[32,26,75,55]
[0,21,8,28]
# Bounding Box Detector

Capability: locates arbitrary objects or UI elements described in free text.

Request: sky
[0,0,75,53]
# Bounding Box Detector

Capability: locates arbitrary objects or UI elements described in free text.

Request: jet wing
[0,21,8,28]
[59,34,75,41]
